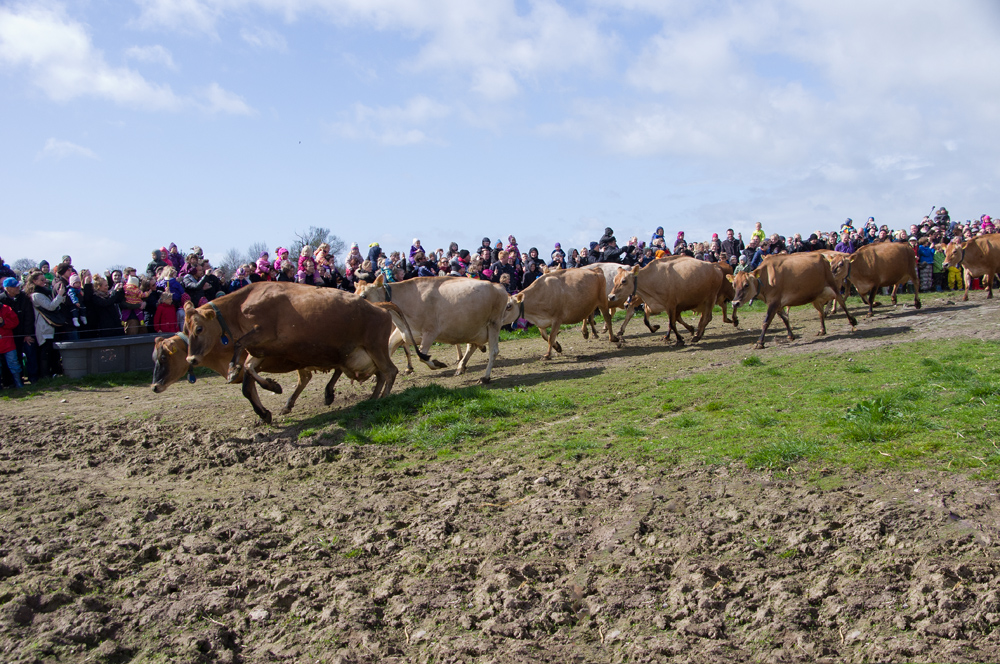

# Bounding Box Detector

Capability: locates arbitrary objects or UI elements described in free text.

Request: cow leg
[617,304,636,338]
[719,299,732,324]
[667,310,684,347]
[813,301,828,335]
[830,290,858,330]
[581,316,591,339]
[538,324,562,359]
[776,307,795,341]
[675,315,696,337]
[280,369,313,415]
[642,305,661,334]
[456,343,477,377]
[323,369,343,406]
[244,358,283,395]
[866,287,878,317]
[756,304,781,349]
[988,272,995,299]
[390,328,414,374]
[597,303,619,344]
[480,323,502,384]
[241,372,272,425]
[692,304,713,342]
[963,268,971,301]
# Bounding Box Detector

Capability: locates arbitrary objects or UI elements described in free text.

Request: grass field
[291,335,1000,479]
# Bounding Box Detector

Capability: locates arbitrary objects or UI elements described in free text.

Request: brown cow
[183,282,428,423]
[607,256,724,346]
[943,235,1000,300]
[846,242,921,316]
[355,275,512,383]
[730,252,857,349]
[505,266,618,360]
[590,262,660,337]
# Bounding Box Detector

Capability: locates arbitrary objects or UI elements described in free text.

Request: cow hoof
[266,380,282,394]
[787,335,796,341]
[279,407,292,415]
[324,393,336,407]
[403,368,414,375]
[915,301,922,309]
[541,355,552,361]
[479,377,491,385]
[755,343,765,350]
[431,360,448,369]
[554,343,563,353]
[260,412,273,425]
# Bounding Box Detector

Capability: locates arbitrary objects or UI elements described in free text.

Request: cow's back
[384,277,509,346]
[522,267,607,324]
[757,253,836,306]
[966,235,1000,272]
[642,256,723,311]
[848,242,916,291]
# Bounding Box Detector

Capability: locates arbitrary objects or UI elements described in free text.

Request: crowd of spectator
[1,207,995,388]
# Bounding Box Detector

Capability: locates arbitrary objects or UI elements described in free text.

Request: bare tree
[246,241,270,265]
[289,227,345,264]
[12,258,35,277]
[219,247,246,276]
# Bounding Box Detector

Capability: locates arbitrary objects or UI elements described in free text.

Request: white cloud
[0,4,183,109]
[0,4,253,115]
[36,138,99,161]
[132,0,616,99]
[124,44,177,70]
[329,95,451,145]
[240,26,287,52]
[200,82,254,114]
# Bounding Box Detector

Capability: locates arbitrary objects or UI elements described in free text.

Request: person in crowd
[355,259,376,284]
[251,254,272,282]
[367,242,383,265]
[276,260,296,283]
[121,275,145,334]
[734,254,752,274]
[296,257,323,285]
[721,229,743,258]
[521,260,543,289]
[834,232,855,254]
[37,260,54,285]
[166,243,183,270]
[506,236,521,267]
[66,273,87,328]
[548,251,566,270]
[651,226,665,246]
[0,297,22,389]
[146,249,168,277]
[153,290,179,333]
[749,240,771,269]
[750,222,766,244]
[0,256,15,282]
[272,248,290,272]
[916,237,934,292]
[82,272,125,338]
[25,270,65,378]
[0,277,37,385]
[413,252,436,277]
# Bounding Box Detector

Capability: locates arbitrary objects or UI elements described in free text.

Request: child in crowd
[153,290,180,333]
[66,274,87,327]
[750,222,766,244]
[122,276,144,334]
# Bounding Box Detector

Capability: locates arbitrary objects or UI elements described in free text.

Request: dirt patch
[2,293,1000,663]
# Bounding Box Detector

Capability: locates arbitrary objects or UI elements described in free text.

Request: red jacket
[153,303,180,334]
[0,303,18,353]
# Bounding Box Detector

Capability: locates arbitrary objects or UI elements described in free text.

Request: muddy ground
[2,293,1000,663]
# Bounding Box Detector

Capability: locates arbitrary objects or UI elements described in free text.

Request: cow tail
[379,302,433,363]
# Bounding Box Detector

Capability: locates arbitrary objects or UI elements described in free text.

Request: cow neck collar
[208,302,235,347]
[518,299,525,321]
[382,282,393,302]
[954,245,966,267]
[170,332,196,383]
[625,274,639,306]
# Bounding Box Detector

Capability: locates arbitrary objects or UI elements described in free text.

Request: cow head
[607,265,640,305]
[824,252,849,280]
[501,294,521,327]
[729,272,759,309]
[943,241,965,268]
[151,335,190,393]
[183,301,221,366]
[355,274,386,302]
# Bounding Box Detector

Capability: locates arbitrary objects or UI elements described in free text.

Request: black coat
[83,284,125,338]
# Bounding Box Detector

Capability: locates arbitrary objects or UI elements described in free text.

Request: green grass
[296,383,573,450]
[285,337,1000,476]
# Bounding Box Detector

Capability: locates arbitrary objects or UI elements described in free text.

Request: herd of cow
[150,235,1000,423]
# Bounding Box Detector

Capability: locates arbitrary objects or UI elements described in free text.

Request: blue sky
[2,0,998,271]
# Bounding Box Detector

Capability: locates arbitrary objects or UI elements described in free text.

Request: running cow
[506,266,618,360]
[846,242,921,316]
[355,275,512,383]
[729,252,857,349]
[182,282,429,423]
[607,256,726,346]
[943,235,1000,301]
